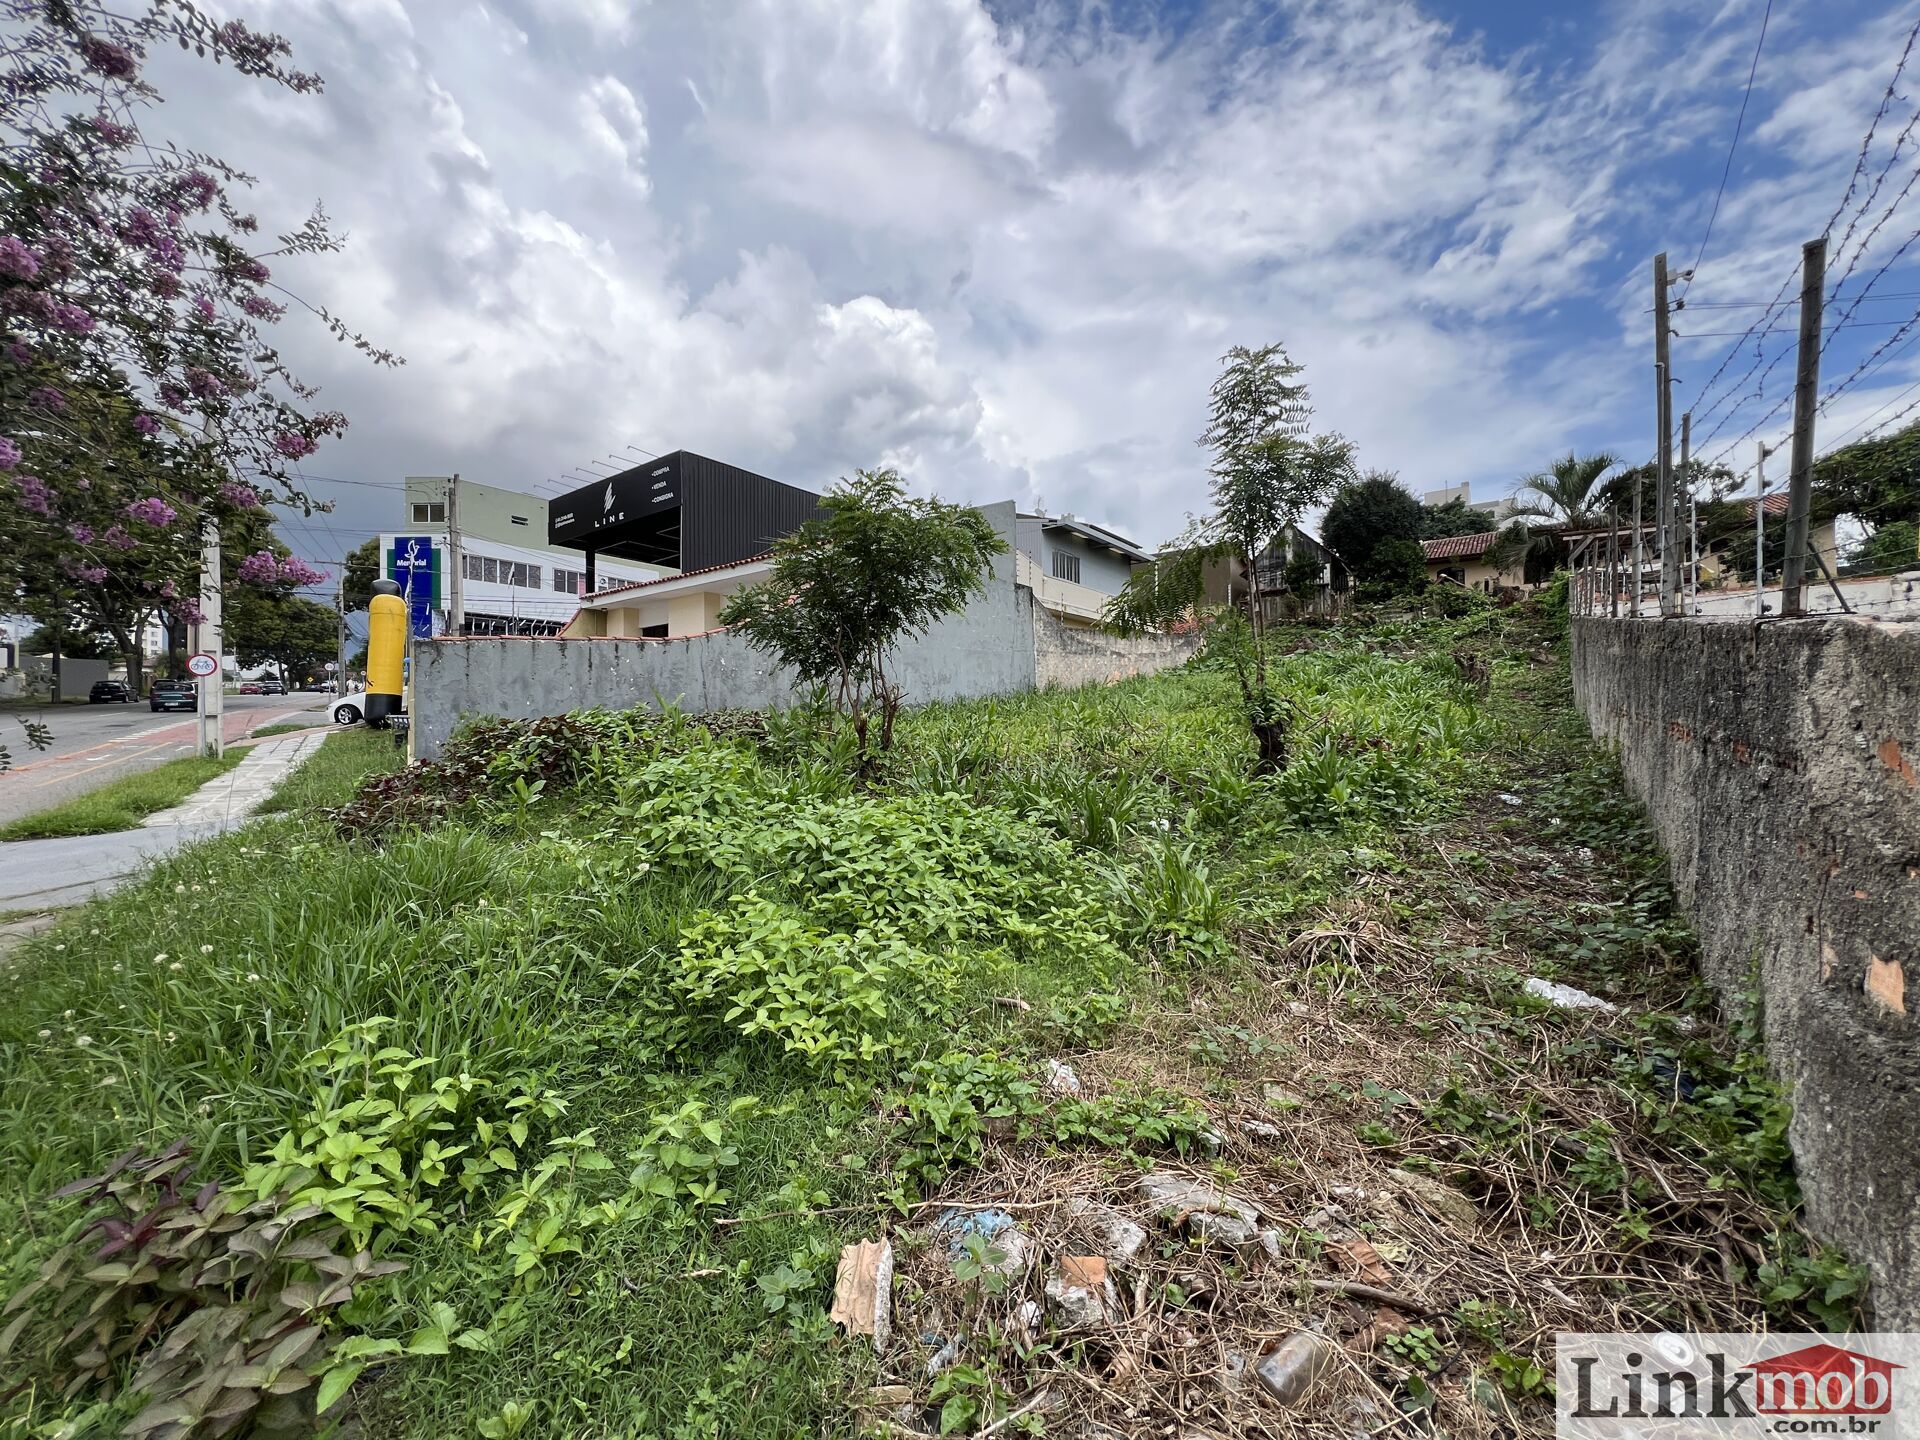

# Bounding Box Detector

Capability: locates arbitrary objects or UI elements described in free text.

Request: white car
[332,691,404,727]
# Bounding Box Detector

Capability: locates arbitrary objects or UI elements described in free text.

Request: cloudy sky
[147,0,1920,571]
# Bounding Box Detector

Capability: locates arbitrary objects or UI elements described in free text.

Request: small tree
[1105,343,1353,770]
[228,591,337,684]
[718,469,1006,759]
[1322,471,1422,582]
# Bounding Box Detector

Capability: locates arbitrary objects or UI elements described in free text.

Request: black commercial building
[546,451,821,590]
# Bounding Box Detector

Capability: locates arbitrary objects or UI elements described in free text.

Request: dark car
[150,679,198,713]
[89,680,132,704]
[258,678,286,695]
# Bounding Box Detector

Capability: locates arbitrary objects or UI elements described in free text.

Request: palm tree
[1510,452,1619,527]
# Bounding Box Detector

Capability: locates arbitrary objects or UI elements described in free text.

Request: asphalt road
[0,693,335,828]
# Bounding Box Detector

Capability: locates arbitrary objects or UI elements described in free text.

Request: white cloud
[137,0,1920,558]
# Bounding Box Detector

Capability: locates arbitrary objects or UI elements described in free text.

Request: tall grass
[0,623,1500,1437]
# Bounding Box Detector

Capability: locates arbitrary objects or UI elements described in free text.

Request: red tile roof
[1744,492,1791,518]
[1421,531,1502,561]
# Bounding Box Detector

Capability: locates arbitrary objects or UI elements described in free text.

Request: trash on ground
[1524,976,1619,1013]
[934,1206,1031,1276]
[1043,1057,1083,1096]
[1061,1196,1148,1266]
[1044,1254,1117,1327]
[1254,1330,1339,1406]
[828,1237,894,1351]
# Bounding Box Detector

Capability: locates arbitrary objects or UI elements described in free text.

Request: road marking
[33,739,180,787]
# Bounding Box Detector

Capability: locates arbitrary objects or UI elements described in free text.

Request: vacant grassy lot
[0,598,1861,1439]
[0,751,247,840]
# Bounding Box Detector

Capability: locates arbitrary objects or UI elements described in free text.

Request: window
[463,552,483,582]
[410,501,446,524]
[553,568,584,595]
[482,556,499,584]
[1051,550,1081,584]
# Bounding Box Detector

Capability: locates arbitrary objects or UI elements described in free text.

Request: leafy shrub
[890,1052,1043,1189]
[0,1141,412,1438]
[234,1019,561,1251]
[1114,839,1232,960]
[661,897,958,1077]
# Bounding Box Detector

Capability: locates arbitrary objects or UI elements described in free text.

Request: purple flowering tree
[0,0,397,729]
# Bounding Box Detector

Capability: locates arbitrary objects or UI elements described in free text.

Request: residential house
[560,502,1156,640]
[1012,511,1155,625]
[1423,529,1535,592]
[1698,492,1841,588]
[1202,524,1347,622]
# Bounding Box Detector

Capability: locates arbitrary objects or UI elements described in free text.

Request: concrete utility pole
[195,512,224,759]
[1755,441,1774,617]
[1654,252,1677,617]
[1780,236,1826,619]
[1679,411,1692,611]
[446,472,465,638]
[336,578,348,697]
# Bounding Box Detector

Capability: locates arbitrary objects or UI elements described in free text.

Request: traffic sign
[186,652,219,678]
[324,661,338,673]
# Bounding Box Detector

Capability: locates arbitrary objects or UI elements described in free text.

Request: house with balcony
[1012,511,1155,625]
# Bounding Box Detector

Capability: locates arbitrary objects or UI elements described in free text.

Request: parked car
[332,690,367,725]
[150,679,198,712]
[89,680,132,704]
[258,678,286,695]
[238,682,262,695]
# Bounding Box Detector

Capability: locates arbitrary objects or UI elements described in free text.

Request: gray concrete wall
[411,502,1038,757]
[1572,616,1920,1324]
[1033,602,1200,689]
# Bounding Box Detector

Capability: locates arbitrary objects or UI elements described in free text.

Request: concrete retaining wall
[1033,603,1200,688]
[1571,616,1920,1324]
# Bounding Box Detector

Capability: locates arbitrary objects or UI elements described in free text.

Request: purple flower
[133,414,160,436]
[52,301,95,334]
[0,236,40,280]
[280,557,327,587]
[125,496,178,527]
[89,114,136,147]
[176,599,204,626]
[79,36,139,80]
[76,564,108,585]
[101,524,135,551]
[226,256,270,285]
[69,523,94,543]
[193,295,216,322]
[4,342,29,366]
[13,475,52,515]
[178,171,218,211]
[273,430,317,460]
[158,382,188,410]
[241,294,284,320]
[218,481,260,509]
[0,437,19,471]
[236,550,282,585]
[27,386,66,413]
[185,367,224,399]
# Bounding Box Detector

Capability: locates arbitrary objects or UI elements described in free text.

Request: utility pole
[1680,411,1693,613]
[446,472,464,638]
[336,578,349,697]
[195,511,224,759]
[1755,441,1774,617]
[1780,236,1826,619]
[1654,252,1677,617]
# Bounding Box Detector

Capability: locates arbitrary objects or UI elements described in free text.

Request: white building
[394,476,666,635]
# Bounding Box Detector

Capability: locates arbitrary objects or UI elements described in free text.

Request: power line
[1669,290,1920,309]
[1680,0,1774,301]
[1678,317,1913,337]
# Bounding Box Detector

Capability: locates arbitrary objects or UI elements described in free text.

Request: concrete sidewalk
[0,731,330,911]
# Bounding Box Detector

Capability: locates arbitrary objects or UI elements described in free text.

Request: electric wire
[1680,0,1774,301]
